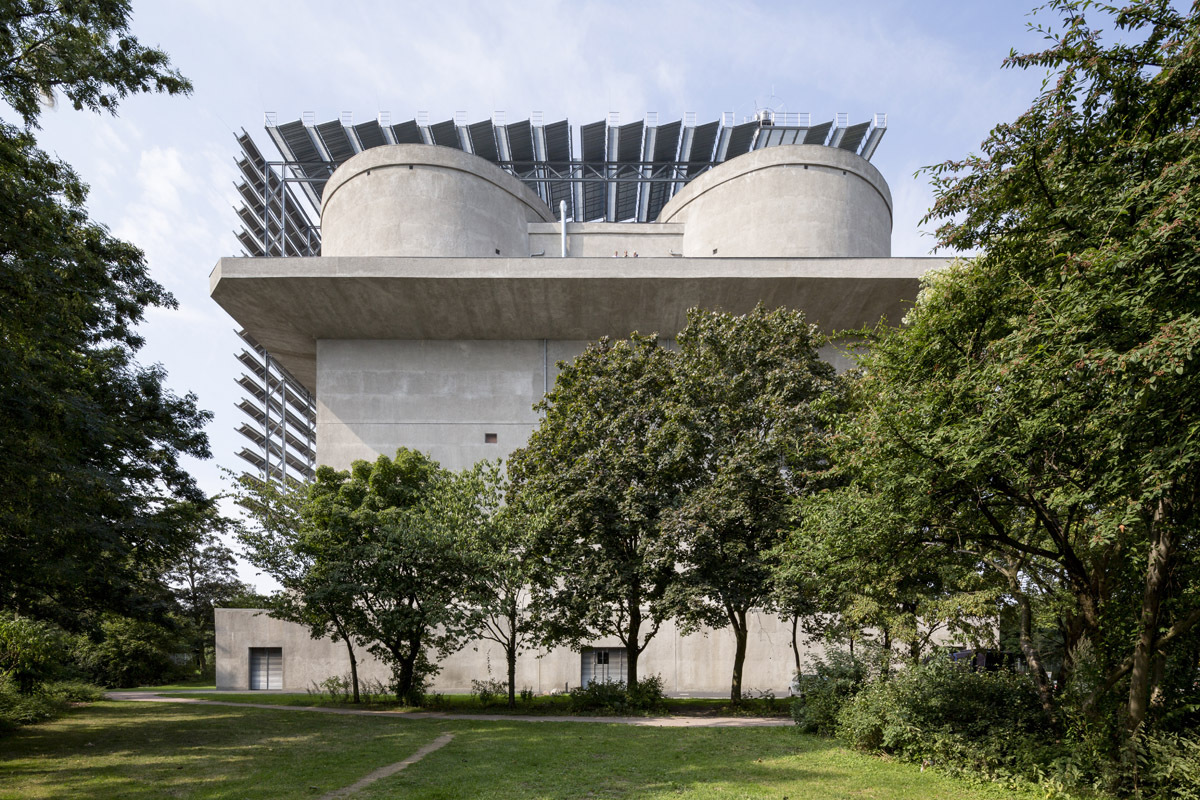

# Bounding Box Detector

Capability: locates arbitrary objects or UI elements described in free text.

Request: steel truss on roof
[231,111,887,257]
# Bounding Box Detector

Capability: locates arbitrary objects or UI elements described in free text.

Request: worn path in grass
[317,733,454,800]
[106,692,791,727]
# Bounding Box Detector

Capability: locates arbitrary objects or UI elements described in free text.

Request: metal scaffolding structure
[227,109,888,479]
[231,110,887,257]
[233,330,316,483]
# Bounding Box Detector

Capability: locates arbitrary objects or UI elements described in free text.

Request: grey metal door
[581,647,627,686]
[249,647,282,690]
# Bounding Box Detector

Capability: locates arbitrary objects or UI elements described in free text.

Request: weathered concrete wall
[659,145,892,258]
[216,608,822,696]
[320,145,554,259]
[315,339,592,472]
[315,337,858,474]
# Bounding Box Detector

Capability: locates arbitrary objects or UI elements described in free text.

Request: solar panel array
[233,112,886,256]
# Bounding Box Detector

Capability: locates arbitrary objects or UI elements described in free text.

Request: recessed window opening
[484,433,498,443]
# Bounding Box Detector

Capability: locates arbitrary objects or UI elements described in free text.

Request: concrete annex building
[210,110,945,693]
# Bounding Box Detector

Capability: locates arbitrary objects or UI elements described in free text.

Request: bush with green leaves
[72,616,188,688]
[790,647,881,734]
[0,685,62,731]
[0,614,65,694]
[0,679,103,732]
[470,677,508,706]
[568,676,665,713]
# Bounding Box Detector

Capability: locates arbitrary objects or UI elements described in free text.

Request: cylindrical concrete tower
[657,144,892,258]
[320,144,555,258]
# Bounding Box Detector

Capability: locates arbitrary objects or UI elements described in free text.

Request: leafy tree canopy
[785,0,1200,735]
[303,451,477,704]
[666,305,840,701]
[0,0,191,128]
[0,1,207,627]
[510,333,682,686]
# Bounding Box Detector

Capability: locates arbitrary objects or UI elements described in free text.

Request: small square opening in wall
[484,433,498,444]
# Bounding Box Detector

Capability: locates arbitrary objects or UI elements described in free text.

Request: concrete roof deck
[210,255,945,392]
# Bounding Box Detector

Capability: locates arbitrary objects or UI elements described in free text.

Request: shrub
[470,677,507,706]
[42,681,104,703]
[568,676,665,713]
[790,647,879,734]
[72,616,188,688]
[0,678,103,732]
[835,659,1063,789]
[1119,731,1200,800]
[520,686,534,704]
[309,675,353,701]
[0,685,63,731]
[0,614,65,693]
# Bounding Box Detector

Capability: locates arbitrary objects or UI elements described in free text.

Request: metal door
[249,647,282,690]
[581,647,627,686]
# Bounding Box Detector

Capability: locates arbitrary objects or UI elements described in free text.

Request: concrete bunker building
[210,111,945,693]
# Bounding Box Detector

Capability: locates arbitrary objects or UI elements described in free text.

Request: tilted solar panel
[353,120,388,150]
[391,120,424,144]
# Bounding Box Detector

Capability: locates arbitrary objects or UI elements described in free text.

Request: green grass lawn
[0,700,1038,799]
[122,681,217,693]
[157,691,790,717]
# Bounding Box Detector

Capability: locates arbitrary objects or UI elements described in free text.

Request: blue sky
[28,0,1061,587]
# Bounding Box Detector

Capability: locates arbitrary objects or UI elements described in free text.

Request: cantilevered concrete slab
[209,255,939,393]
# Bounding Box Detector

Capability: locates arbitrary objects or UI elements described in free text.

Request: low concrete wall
[216,608,822,696]
[528,222,684,258]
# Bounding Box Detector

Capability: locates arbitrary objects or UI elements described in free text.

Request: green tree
[795,0,1200,735]
[510,334,682,686]
[0,1,190,129]
[235,475,366,703]
[0,614,64,693]
[0,2,208,628]
[305,450,475,704]
[165,520,251,677]
[438,461,535,707]
[666,305,839,703]
[920,0,1200,733]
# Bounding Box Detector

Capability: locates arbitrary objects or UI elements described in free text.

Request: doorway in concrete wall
[249,647,282,690]
[581,647,627,686]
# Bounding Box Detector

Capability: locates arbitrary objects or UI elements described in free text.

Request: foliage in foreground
[0,679,103,732]
[780,0,1200,748]
[0,1,212,632]
[832,660,1199,800]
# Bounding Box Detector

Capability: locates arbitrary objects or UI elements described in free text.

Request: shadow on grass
[0,701,442,800]
[2,702,1032,800]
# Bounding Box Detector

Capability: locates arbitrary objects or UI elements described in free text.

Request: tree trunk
[507,635,517,708]
[730,608,748,704]
[506,600,518,707]
[626,591,641,686]
[791,615,801,675]
[344,640,361,703]
[1128,509,1174,733]
[1000,564,1054,713]
[395,634,423,705]
[330,614,360,703]
[1016,588,1054,713]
